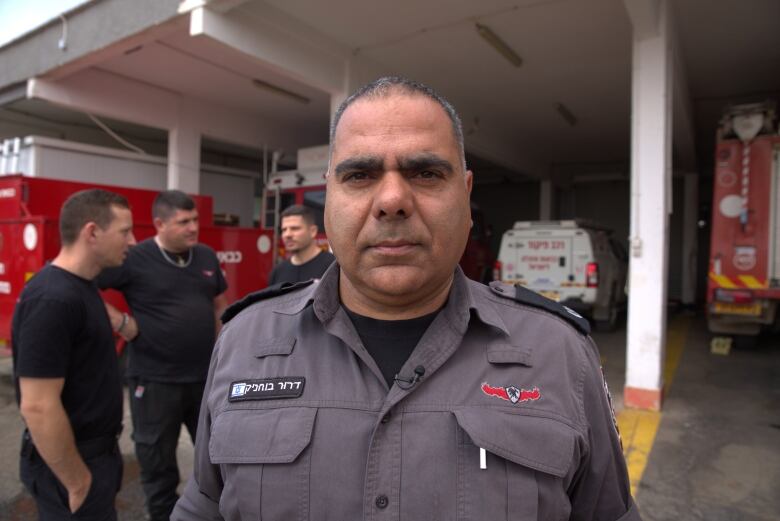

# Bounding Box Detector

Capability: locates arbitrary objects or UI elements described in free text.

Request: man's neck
[155,234,189,254]
[338,272,453,320]
[51,248,100,280]
[290,244,321,266]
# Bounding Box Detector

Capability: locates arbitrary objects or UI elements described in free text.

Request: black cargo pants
[19,431,123,521]
[128,379,204,521]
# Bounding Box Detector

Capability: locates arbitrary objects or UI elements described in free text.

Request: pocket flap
[209,407,316,464]
[453,409,574,477]
[486,343,533,366]
[253,337,296,358]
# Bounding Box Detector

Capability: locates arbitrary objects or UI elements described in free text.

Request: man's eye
[344,172,370,182]
[416,170,441,180]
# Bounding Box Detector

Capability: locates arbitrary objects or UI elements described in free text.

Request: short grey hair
[330,76,466,171]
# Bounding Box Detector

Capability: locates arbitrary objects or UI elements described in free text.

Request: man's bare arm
[104,302,138,341]
[19,377,92,513]
[213,293,228,336]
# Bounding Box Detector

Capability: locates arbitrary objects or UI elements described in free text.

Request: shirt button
[375,495,389,509]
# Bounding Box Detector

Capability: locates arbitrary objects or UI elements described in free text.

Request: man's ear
[81,221,99,244]
[309,225,318,238]
[153,216,164,232]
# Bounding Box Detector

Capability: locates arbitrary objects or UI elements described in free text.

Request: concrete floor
[0,310,777,520]
[593,312,780,521]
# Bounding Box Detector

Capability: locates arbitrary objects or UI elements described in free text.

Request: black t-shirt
[268,250,336,286]
[345,308,439,387]
[12,265,123,441]
[97,238,227,383]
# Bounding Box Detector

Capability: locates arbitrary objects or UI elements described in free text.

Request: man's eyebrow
[397,153,454,174]
[333,156,384,176]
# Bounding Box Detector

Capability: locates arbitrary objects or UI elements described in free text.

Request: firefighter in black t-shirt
[268,204,335,285]
[13,189,135,520]
[98,190,227,521]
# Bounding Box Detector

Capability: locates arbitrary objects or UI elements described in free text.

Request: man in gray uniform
[173,77,641,521]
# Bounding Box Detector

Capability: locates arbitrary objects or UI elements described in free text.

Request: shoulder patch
[489,282,591,335]
[221,280,315,324]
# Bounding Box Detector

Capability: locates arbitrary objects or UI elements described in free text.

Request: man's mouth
[370,240,420,256]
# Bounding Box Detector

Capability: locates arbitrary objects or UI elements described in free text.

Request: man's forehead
[338,94,445,131]
[332,94,457,154]
[171,208,198,221]
[110,205,132,223]
[281,215,305,226]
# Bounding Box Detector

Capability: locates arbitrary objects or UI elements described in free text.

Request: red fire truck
[707,101,780,345]
[0,174,275,351]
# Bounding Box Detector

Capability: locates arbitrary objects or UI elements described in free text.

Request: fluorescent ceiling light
[475,23,522,68]
[252,79,310,104]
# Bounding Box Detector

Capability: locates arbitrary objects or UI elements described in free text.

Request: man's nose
[373,172,414,220]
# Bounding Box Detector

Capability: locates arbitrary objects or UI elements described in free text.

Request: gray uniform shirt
[173,264,641,521]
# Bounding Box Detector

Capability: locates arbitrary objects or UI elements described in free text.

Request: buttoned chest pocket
[210,407,317,521]
[454,409,575,521]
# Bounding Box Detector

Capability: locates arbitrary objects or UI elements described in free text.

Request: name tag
[228,377,305,402]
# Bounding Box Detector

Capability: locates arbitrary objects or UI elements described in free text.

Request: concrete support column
[167,108,201,193]
[624,0,672,411]
[681,172,698,305]
[539,180,554,220]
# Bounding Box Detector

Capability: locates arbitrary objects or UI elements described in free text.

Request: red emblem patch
[481,382,540,404]
[202,270,214,277]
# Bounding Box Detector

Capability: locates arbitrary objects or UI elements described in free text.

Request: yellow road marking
[616,315,690,496]
[617,409,661,496]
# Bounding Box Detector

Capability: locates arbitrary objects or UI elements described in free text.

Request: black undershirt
[344,308,439,387]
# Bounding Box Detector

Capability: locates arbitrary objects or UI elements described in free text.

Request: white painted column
[539,179,554,220]
[167,100,201,193]
[624,0,672,410]
[681,172,698,305]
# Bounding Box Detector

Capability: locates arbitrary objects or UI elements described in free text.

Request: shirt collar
[272,262,509,337]
[453,267,510,336]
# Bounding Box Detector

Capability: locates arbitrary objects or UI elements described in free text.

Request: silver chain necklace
[155,237,192,268]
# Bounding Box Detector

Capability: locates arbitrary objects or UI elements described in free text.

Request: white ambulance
[495,220,628,330]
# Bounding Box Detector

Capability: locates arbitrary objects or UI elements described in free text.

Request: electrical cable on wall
[86,113,147,155]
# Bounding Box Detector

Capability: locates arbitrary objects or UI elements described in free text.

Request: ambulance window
[303,190,326,231]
